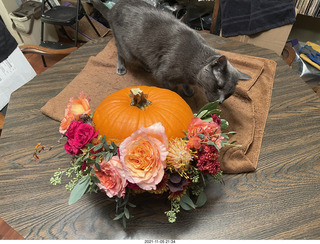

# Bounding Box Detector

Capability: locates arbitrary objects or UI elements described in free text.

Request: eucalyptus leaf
[68,175,90,205]
[124,208,130,219]
[127,202,136,208]
[180,194,196,210]
[180,201,194,211]
[123,217,127,229]
[221,133,229,140]
[113,212,124,220]
[196,191,207,207]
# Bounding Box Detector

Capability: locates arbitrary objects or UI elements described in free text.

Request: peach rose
[95,156,127,198]
[119,122,169,191]
[59,92,91,134]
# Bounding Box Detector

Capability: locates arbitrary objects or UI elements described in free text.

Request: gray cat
[92,0,251,103]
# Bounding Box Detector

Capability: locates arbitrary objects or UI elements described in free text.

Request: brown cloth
[41,38,277,173]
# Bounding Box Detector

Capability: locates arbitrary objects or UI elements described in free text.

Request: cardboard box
[227,23,294,56]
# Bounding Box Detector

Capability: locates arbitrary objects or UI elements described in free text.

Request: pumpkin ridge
[152,104,191,135]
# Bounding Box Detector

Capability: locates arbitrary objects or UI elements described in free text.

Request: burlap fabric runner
[41,38,277,173]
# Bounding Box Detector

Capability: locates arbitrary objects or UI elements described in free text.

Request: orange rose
[119,123,169,191]
[59,92,91,134]
[187,116,223,150]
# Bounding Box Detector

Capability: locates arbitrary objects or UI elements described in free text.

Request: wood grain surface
[0,34,319,240]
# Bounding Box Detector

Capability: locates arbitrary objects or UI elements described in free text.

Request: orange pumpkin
[92,86,194,145]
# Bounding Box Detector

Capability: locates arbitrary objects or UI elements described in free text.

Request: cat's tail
[92,0,111,21]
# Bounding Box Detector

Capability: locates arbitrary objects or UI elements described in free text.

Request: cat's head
[198,55,251,103]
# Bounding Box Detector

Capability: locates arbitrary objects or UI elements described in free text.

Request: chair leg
[41,55,47,67]
[40,18,47,67]
[74,20,79,47]
[84,14,101,37]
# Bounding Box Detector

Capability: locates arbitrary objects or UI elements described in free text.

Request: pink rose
[95,156,127,198]
[64,120,98,155]
[119,122,169,191]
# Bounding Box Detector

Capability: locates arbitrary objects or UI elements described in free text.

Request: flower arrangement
[37,89,237,227]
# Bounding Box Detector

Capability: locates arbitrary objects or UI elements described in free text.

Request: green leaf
[95,162,101,171]
[202,117,213,122]
[111,141,118,152]
[103,143,109,151]
[196,191,207,207]
[197,101,219,116]
[113,212,124,220]
[122,217,127,229]
[220,119,229,130]
[211,109,222,116]
[104,152,113,162]
[91,175,100,184]
[127,202,136,208]
[206,140,216,146]
[180,194,196,210]
[101,135,107,144]
[68,175,90,205]
[124,207,130,219]
[221,133,229,140]
[85,143,94,148]
[196,110,208,119]
[94,143,103,151]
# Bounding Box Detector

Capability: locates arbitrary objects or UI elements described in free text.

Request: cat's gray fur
[92,0,251,103]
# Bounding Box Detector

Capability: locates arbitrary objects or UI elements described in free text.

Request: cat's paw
[182,84,194,97]
[117,67,127,75]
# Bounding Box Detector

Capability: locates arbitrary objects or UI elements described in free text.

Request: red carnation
[196,144,221,175]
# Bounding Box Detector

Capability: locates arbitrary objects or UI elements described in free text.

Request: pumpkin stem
[130,88,151,110]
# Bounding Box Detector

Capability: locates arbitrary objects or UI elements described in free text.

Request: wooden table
[1,34,319,240]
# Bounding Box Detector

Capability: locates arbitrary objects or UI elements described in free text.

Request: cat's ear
[212,55,227,70]
[238,70,252,80]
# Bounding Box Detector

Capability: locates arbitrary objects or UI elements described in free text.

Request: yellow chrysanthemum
[166,138,194,178]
